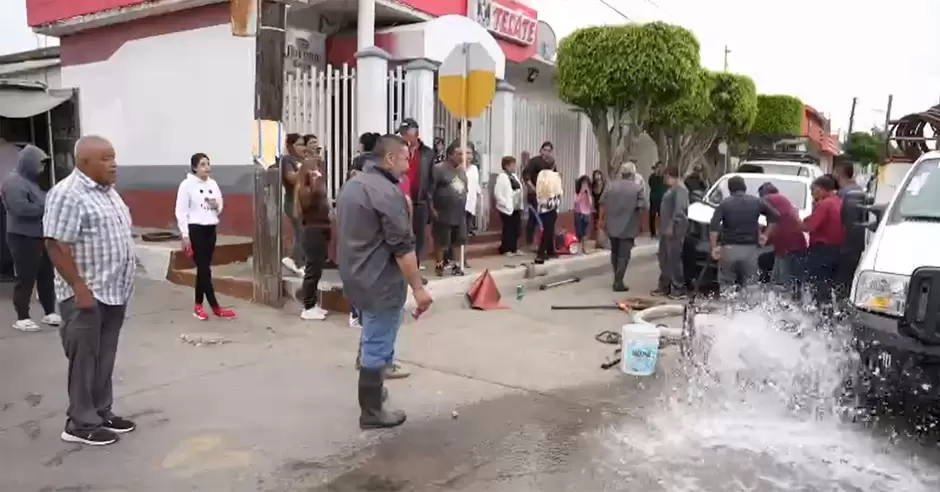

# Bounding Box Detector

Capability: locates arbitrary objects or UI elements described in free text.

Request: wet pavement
[2,256,940,491]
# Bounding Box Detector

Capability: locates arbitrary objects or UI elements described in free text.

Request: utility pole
[251,0,286,306]
[723,45,730,71]
[883,94,893,163]
[847,97,857,140]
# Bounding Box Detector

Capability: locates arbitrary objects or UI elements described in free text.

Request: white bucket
[621,322,661,376]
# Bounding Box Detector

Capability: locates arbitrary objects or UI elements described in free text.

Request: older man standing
[598,162,647,292]
[44,136,137,446]
[337,134,433,430]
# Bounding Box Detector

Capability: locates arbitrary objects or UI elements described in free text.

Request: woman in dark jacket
[590,170,606,244]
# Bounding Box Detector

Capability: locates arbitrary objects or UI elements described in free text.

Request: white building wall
[61,24,255,168]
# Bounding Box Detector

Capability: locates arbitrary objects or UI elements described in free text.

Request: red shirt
[803,194,844,246]
[397,174,411,197]
[405,146,420,199]
[763,193,807,256]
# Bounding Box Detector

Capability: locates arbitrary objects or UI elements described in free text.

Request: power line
[595,0,631,21]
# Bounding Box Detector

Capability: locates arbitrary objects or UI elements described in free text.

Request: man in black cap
[398,118,436,268]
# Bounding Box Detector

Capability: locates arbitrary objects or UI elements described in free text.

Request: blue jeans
[806,244,840,307]
[771,251,806,299]
[359,307,404,370]
[574,213,590,241]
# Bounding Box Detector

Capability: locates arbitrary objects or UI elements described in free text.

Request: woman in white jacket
[175,153,235,320]
[493,156,523,256]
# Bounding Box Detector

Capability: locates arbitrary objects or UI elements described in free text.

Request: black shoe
[421,276,429,286]
[612,283,629,292]
[451,264,465,276]
[358,368,406,430]
[102,416,136,434]
[650,289,670,297]
[668,290,688,300]
[534,256,546,265]
[61,426,119,446]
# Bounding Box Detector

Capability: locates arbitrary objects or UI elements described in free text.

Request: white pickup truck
[849,150,940,407]
[682,161,821,288]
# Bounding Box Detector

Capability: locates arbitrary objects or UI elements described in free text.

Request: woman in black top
[590,170,606,240]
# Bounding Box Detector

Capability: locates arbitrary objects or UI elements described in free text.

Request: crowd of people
[0,115,868,445]
[706,160,865,312]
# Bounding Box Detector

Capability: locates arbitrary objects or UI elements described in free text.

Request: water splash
[604,296,940,492]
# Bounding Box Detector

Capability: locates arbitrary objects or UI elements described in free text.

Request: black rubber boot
[358,368,405,430]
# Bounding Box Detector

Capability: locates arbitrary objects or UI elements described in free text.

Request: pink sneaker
[193,304,208,321]
[213,306,236,319]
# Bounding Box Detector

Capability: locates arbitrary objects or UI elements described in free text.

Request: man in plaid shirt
[43,135,137,446]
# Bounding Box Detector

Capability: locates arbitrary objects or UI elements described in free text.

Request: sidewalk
[0,259,673,491]
[284,236,659,312]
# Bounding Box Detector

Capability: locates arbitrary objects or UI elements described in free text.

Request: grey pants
[7,233,56,319]
[657,235,684,291]
[718,244,759,290]
[59,299,127,431]
[609,237,635,285]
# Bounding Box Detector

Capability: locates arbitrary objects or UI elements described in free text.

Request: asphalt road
[2,257,940,492]
[281,260,940,492]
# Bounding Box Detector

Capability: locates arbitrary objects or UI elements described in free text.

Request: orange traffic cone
[465,269,507,310]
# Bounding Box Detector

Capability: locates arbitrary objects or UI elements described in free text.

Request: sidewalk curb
[402,242,658,314]
[281,241,659,315]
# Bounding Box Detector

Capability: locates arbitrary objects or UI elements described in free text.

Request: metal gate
[283,64,406,200]
[512,97,581,212]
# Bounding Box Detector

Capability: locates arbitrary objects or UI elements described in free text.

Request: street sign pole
[459,43,470,270]
[437,41,496,271]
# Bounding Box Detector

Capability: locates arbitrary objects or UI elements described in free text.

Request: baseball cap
[398,118,419,133]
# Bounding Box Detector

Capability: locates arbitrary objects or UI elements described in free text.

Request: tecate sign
[469,0,537,46]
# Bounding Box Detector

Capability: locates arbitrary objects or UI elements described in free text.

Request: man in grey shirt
[653,165,689,299]
[708,175,779,294]
[430,143,469,277]
[336,134,432,430]
[599,162,647,292]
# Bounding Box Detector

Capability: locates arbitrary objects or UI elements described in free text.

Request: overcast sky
[2,0,938,137]
[537,0,940,137]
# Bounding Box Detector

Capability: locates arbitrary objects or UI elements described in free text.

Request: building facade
[25,0,650,237]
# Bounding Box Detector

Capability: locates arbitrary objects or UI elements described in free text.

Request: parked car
[683,171,814,290]
[737,159,824,179]
[849,150,940,409]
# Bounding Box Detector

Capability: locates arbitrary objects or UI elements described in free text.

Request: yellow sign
[438,42,496,119]
[252,119,282,168]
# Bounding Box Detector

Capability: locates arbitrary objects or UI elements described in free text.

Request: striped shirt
[43,169,136,305]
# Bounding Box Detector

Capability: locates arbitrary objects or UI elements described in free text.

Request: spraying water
[604,297,940,491]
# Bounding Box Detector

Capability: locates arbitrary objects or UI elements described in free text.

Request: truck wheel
[839,360,877,422]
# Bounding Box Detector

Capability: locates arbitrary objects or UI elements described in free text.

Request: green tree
[843,131,882,165]
[647,71,758,176]
[555,22,700,176]
[751,94,803,137]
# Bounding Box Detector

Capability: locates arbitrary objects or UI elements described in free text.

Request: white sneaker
[418,264,427,271]
[300,306,328,321]
[348,313,362,329]
[12,319,41,332]
[42,313,62,326]
[281,257,304,276]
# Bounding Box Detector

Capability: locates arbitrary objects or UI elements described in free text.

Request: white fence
[283,64,406,200]
[513,98,582,212]
[284,65,603,216]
